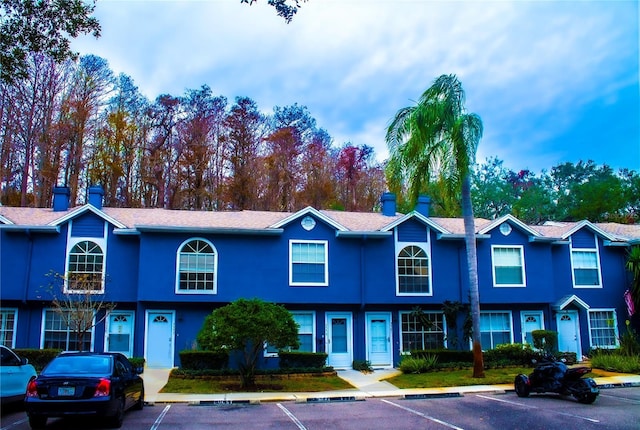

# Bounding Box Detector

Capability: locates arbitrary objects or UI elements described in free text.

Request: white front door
[105,311,134,357]
[366,313,392,368]
[556,310,581,357]
[145,311,175,368]
[325,312,353,369]
[521,311,544,347]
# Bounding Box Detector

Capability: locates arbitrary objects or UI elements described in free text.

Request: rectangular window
[292,312,315,352]
[0,309,17,348]
[572,250,601,287]
[43,310,93,351]
[588,310,619,349]
[480,311,513,350]
[290,241,328,286]
[400,312,445,352]
[492,246,525,286]
[264,311,316,357]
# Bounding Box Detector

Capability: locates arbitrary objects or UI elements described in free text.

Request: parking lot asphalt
[141,367,640,405]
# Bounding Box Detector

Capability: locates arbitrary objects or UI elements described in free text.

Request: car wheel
[133,386,144,411]
[108,397,125,428]
[28,415,47,429]
[514,374,531,398]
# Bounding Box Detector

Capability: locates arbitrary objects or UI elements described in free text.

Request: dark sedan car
[24,352,144,429]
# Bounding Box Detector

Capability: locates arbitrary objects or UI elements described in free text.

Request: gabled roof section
[271,206,347,231]
[479,214,542,238]
[47,204,127,229]
[380,211,452,235]
[557,220,617,242]
[553,294,590,311]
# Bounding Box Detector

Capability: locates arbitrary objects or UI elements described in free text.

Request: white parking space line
[600,393,640,405]
[277,403,307,430]
[0,417,28,430]
[475,394,600,423]
[380,399,464,430]
[149,404,172,430]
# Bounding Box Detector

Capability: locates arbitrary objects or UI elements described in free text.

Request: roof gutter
[335,231,392,239]
[131,226,284,235]
[0,225,60,233]
[436,233,491,241]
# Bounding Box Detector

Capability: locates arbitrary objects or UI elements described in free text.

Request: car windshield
[43,356,111,376]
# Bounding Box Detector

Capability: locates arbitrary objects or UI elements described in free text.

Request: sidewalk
[141,367,640,405]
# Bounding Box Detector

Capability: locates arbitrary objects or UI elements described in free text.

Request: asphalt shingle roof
[1,205,639,240]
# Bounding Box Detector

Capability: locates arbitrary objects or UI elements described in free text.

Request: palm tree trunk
[461,174,485,378]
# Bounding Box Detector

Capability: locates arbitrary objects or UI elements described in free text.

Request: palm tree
[386,74,485,377]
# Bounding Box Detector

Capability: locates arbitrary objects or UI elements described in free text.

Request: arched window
[67,240,104,292]
[397,245,430,295]
[177,239,217,293]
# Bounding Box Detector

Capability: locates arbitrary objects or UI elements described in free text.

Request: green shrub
[279,352,327,369]
[352,359,372,372]
[129,357,145,369]
[410,349,473,363]
[14,349,62,371]
[484,343,536,366]
[590,351,640,374]
[399,355,438,374]
[179,350,229,370]
[532,330,557,354]
[619,320,640,356]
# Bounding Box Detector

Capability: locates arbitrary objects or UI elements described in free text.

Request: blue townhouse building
[1,186,638,369]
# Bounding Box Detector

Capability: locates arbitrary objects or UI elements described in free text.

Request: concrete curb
[141,368,640,406]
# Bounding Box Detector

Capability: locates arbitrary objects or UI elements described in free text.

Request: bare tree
[45,271,115,352]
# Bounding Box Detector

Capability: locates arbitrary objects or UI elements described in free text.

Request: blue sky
[71,0,640,173]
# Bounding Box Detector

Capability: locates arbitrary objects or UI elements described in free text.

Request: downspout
[360,235,367,310]
[24,229,34,349]
[23,229,33,304]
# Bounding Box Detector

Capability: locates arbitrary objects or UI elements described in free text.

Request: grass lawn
[161,374,354,393]
[161,367,612,393]
[385,367,608,389]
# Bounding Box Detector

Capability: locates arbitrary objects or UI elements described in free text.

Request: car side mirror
[135,367,144,375]
[21,357,29,365]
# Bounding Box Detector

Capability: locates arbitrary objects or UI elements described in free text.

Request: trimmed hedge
[409,349,473,363]
[179,350,229,370]
[129,357,146,369]
[279,351,328,369]
[171,366,335,378]
[14,348,62,371]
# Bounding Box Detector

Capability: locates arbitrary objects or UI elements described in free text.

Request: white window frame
[395,241,432,297]
[570,238,602,288]
[491,245,526,287]
[289,240,328,286]
[264,311,316,357]
[399,311,446,353]
[291,311,316,353]
[0,308,18,348]
[479,311,514,350]
[175,238,218,294]
[65,221,108,294]
[587,309,619,349]
[41,308,95,351]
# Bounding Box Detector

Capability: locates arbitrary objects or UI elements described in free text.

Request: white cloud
[70,0,639,172]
